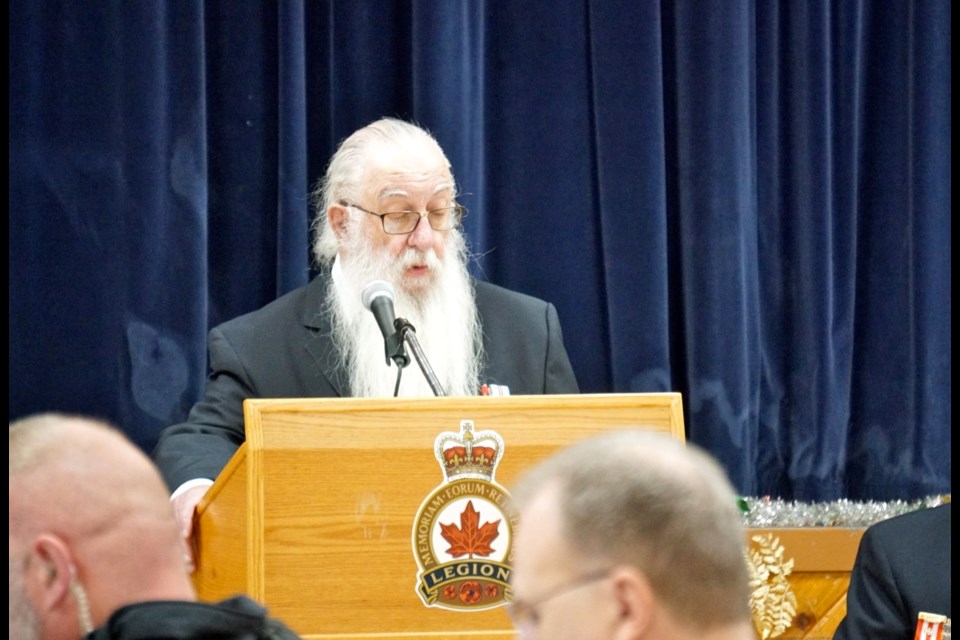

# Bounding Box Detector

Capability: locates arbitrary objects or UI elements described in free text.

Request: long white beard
[326,231,483,398]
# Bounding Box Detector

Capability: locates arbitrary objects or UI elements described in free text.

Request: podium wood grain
[192,393,685,638]
[747,527,864,639]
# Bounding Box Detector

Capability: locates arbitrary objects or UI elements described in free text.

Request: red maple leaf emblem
[439,500,501,558]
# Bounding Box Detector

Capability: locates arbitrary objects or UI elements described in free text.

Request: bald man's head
[10,413,176,542]
[9,413,196,639]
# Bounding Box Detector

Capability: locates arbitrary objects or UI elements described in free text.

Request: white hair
[309,118,456,266]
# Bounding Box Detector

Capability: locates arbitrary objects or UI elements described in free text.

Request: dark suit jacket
[153,267,579,489]
[833,503,951,640]
[86,595,301,639]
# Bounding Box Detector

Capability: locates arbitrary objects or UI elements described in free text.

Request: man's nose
[407,214,435,248]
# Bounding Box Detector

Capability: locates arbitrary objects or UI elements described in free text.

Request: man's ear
[610,565,654,637]
[328,203,350,240]
[31,533,74,612]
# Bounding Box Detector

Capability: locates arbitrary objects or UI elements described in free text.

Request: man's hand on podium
[172,484,209,571]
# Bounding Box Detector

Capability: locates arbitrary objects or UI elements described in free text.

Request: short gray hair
[510,430,752,629]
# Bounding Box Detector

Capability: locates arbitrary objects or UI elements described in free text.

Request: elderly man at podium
[153,117,580,543]
[507,430,756,640]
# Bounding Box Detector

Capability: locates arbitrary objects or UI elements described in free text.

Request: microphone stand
[383,331,409,368]
[393,318,446,397]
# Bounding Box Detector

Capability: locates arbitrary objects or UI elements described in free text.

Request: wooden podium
[746,527,864,639]
[191,393,686,639]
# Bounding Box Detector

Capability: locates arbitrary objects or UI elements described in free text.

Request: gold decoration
[746,532,798,639]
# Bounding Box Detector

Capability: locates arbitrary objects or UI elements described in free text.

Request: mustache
[398,247,441,270]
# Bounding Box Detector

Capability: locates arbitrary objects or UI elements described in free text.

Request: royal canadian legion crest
[413,420,514,611]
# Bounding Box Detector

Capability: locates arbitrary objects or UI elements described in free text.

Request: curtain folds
[9,1,950,501]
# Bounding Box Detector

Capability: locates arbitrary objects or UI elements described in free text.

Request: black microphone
[361,281,409,368]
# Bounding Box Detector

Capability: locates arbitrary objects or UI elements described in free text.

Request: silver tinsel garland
[739,494,950,528]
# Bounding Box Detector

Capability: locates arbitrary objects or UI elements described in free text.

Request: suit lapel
[300,266,348,397]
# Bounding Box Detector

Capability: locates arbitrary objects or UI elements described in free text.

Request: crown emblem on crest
[435,420,504,482]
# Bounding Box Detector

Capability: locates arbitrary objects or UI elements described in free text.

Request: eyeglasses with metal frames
[506,568,612,636]
[339,200,465,235]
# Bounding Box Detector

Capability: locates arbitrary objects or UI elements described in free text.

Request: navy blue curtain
[9,1,950,501]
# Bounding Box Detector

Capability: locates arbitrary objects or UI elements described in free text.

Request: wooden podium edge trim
[243,392,687,443]
[244,400,266,600]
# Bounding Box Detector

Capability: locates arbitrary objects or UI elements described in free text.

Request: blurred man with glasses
[507,430,755,640]
[154,117,580,544]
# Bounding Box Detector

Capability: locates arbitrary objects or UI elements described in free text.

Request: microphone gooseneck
[394,317,446,397]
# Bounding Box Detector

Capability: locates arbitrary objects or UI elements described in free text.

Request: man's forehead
[375,181,454,201]
[512,529,571,600]
[361,139,452,199]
